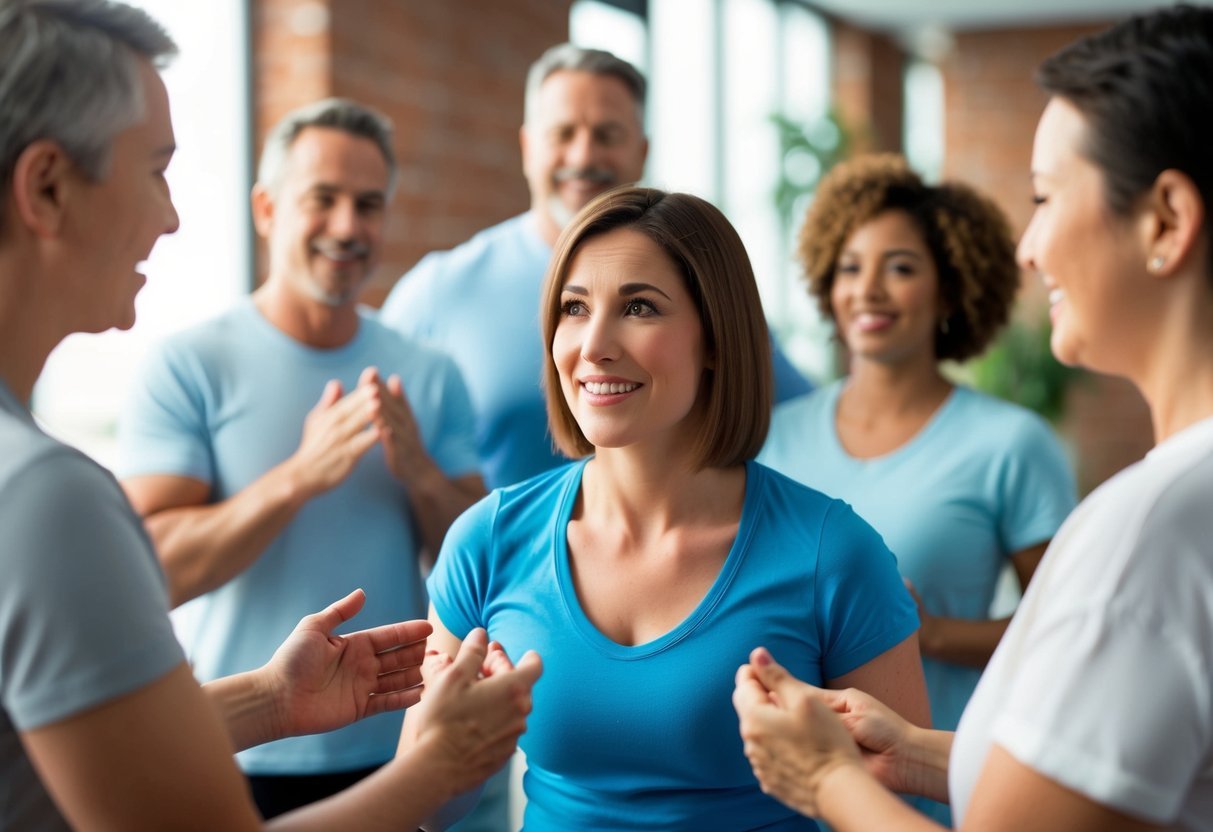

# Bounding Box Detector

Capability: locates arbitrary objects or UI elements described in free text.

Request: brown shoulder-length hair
[540,186,772,469]
[798,153,1019,363]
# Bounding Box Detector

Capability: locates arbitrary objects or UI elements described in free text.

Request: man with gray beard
[118,97,486,818]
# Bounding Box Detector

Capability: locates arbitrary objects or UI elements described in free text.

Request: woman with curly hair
[758,155,1076,823]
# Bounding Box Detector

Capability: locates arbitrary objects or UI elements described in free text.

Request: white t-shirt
[951,415,1213,828]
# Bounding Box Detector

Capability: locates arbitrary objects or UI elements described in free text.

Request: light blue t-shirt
[428,458,919,831]
[379,212,813,489]
[117,299,479,774]
[759,382,1076,732]
[2,380,184,829]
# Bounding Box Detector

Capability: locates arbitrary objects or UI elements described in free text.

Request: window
[31,0,251,469]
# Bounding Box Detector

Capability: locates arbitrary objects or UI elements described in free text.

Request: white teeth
[1049,288,1065,305]
[584,381,638,395]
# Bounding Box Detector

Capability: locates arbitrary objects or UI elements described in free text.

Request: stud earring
[1149,255,1166,272]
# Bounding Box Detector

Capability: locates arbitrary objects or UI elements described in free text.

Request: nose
[327,197,360,239]
[565,127,597,170]
[1016,216,1038,272]
[579,309,619,364]
[163,188,180,235]
[855,265,886,299]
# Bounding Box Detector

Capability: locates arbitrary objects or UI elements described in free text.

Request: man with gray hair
[380,42,810,493]
[118,96,487,817]
[1,1,538,829]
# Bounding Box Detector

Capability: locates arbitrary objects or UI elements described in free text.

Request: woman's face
[829,209,942,369]
[1017,97,1150,374]
[552,227,709,454]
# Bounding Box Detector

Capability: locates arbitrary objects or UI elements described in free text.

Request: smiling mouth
[583,381,639,395]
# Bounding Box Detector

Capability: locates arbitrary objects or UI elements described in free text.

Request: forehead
[281,126,390,191]
[113,59,175,157]
[843,209,927,252]
[535,70,641,126]
[1032,98,1087,175]
[565,227,683,285]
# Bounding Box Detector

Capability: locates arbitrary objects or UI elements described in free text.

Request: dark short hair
[797,154,1019,363]
[540,186,771,468]
[1036,3,1213,281]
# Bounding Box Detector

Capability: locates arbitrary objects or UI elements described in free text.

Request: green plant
[770,110,854,227]
[969,316,1084,424]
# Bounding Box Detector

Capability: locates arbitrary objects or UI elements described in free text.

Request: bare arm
[374,371,485,568]
[912,541,1047,668]
[123,379,382,607]
[827,633,931,729]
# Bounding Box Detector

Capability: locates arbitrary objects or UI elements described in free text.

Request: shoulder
[749,460,856,531]
[950,387,1059,442]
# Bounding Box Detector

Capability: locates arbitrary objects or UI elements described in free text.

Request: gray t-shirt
[0,381,184,828]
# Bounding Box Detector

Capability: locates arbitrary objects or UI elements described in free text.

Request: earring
[1149,255,1166,273]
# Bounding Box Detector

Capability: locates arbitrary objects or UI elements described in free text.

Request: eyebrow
[840,248,925,260]
[562,281,672,300]
[307,183,387,200]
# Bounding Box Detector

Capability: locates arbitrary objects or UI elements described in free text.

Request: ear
[518,124,531,175]
[250,182,275,239]
[10,140,76,238]
[1141,168,1205,278]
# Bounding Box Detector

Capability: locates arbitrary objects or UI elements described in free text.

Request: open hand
[264,588,432,738]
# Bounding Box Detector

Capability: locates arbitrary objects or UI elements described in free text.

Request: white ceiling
[805,0,1211,34]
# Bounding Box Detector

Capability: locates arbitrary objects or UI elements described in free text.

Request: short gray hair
[256,97,397,196]
[0,0,176,231]
[524,43,646,128]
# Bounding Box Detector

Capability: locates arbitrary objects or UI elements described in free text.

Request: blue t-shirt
[759,382,1076,732]
[379,212,812,489]
[117,299,480,774]
[2,380,184,829]
[428,458,919,831]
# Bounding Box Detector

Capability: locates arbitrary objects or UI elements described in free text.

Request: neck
[0,252,71,404]
[582,444,745,535]
[842,356,951,417]
[252,279,361,348]
[530,206,563,249]
[1130,277,1213,443]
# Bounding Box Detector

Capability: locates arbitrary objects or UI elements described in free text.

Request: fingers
[446,628,490,681]
[352,618,433,656]
[303,588,367,634]
[732,664,773,714]
[314,379,344,410]
[749,647,809,701]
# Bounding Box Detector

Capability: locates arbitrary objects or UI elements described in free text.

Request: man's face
[521,70,648,232]
[64,59,179,333]
[254,126,390,307]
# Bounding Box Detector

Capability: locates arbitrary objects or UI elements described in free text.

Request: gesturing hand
[409,630,543,795]
[264,588,432,739]
[363,367,431,486]
[288,374,382,499]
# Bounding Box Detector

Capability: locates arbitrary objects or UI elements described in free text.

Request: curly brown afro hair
[797,153,1019,363]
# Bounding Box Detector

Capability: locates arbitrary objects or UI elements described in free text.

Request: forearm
[403,466,484,569]
[268,737,453,831]
[203,668,282,752]
[818,763,948,832]
[918,616,1011,668]
[146,462,309,606]
[897,725,954,803]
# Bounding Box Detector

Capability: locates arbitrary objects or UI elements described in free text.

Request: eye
[1031,194,1048,206]
[835,262,860,277]
[890,261,917,276]
[561,298,587,317]
[623,298,658,316]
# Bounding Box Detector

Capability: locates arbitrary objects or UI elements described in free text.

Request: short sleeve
[770,334,813,404]
[379,253,442,339]
[426,492,501,638]
[815,501,920,679]
[116,342,215,483]
[0,450,184,729]
[422,355,481,479]
[996,415,1077,554]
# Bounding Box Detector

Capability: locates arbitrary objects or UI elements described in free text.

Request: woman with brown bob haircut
[758,154,1076,826]
[422,186,928,830]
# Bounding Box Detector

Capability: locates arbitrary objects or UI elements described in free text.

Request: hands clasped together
[288,366,429,498]
[733,647,922,819]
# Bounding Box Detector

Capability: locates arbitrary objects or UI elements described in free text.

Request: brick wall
[940,22,1155,492]
[830,19,904,154]
[252,0,572,303]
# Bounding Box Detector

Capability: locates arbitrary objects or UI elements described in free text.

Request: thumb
[306,588,366,633]
[512,650,544,686]
[749,646,803,698]
[447,628,490,681]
